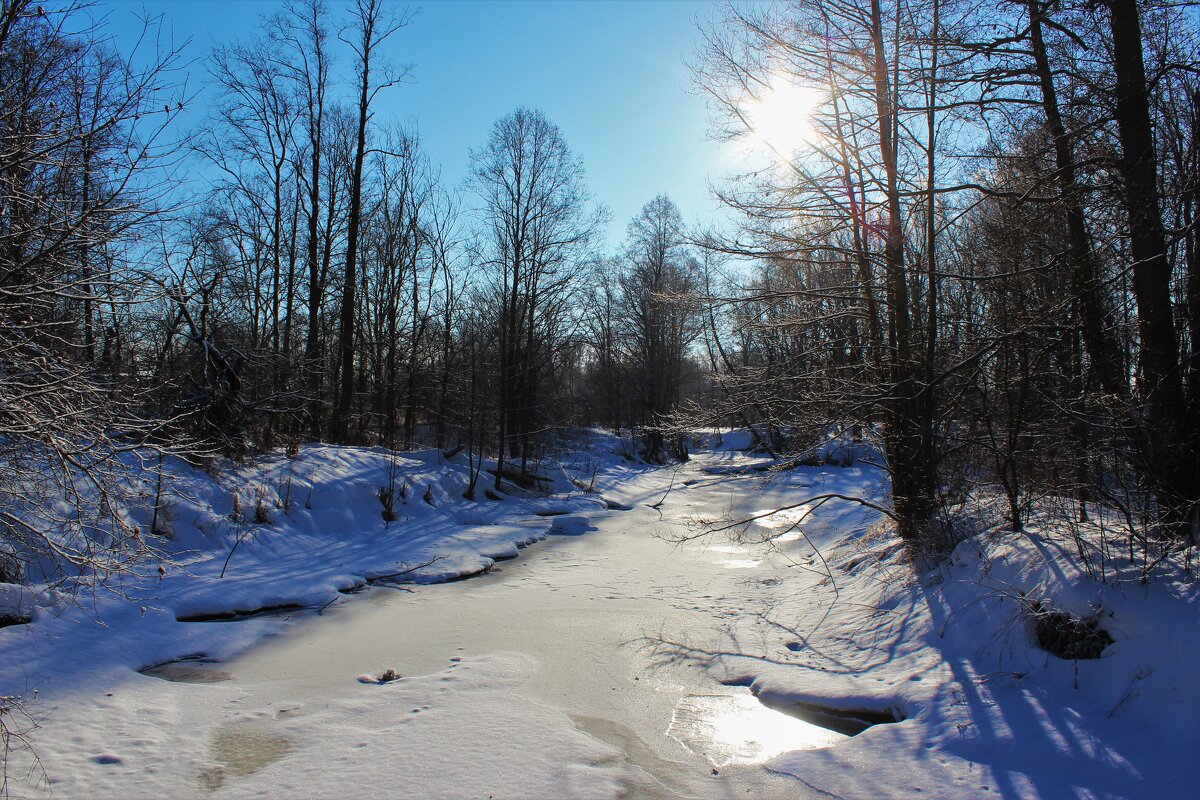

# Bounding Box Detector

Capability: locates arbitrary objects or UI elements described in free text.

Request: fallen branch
[706,493,900,534]
[649,468,680,512]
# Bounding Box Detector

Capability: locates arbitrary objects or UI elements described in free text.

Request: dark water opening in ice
[139,655,233,684]
[761,698,903,736]
[177,603,307,623]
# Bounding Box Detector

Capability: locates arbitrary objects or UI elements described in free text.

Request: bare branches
[0,3,188,598]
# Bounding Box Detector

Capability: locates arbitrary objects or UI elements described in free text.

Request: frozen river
[220,458,835,798]
[12,447,864,799]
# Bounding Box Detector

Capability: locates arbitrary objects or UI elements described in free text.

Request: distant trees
[125,0,620,487]
[580,271,626,430]
[574,196,706,462]
[614,196,701,462]
[148,5,617,485]
[470,107,603,486]
[360,129,438,449]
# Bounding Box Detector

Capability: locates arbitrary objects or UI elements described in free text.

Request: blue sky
[101,0,740,251]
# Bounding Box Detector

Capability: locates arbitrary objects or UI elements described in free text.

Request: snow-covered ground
[697,456,1200,799]
[1,430,1194,798]
[0,436,636,798]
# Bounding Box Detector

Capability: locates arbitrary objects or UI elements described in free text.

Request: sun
[741,77,826,159]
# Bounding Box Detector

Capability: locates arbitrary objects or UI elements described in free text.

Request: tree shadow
[921,583,1149,799]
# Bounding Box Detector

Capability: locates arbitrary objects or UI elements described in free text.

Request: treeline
[157,0,707,477]
[0,0,704,536]
[3,0,1199,579]
[695,0,1200,558]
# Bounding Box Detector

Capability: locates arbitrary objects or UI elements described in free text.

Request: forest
[3,0,1200,795]
[4,0,1197,577]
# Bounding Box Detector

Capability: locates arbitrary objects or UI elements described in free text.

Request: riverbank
[2,431,1193,798]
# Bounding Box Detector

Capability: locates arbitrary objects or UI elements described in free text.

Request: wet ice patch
[139,655,232,684]
[667,690,846,767]
[199,724,295,791]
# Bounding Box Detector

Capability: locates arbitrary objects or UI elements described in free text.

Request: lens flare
[742,77,825,158]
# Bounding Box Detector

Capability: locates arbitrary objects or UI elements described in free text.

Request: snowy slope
[2,430,1194,798]
[2,442,616,684]
[699,459,1199,799]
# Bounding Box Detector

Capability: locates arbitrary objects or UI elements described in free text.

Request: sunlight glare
[753,504,813,529]
[742,78,825,159]
[668,692,847,767]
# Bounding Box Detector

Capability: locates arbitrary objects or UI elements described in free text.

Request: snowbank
[4,431,1192,798]
[0,438,616,696]
[706,465,1198,799]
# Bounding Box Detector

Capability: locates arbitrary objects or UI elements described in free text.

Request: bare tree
[270,0,335,440]
[1103,0,1198,535]
[0,0,188,583]
[615,195,702,462]
[330,0,409,443]
[469,107,603,487]
[360,127,434,448]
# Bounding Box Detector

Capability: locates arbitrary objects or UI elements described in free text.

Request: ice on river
[3,429,1195,798]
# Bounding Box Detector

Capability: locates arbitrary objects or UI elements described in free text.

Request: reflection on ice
[752,505,814,530]
[716,558,762,569]
[667,690,846,767]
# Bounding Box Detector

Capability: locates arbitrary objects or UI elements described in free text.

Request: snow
[1,438,627,798]
[703,470,1199,799]
[13,652,625,800]
[2,429,1195,798]
[0,582,34,620]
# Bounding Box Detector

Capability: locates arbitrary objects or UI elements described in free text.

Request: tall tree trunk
[1106,0,1195,532]
[331,6,376,443]
[871,0,933,545]
[304,82,326,439]
[1028,0,1125,396]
